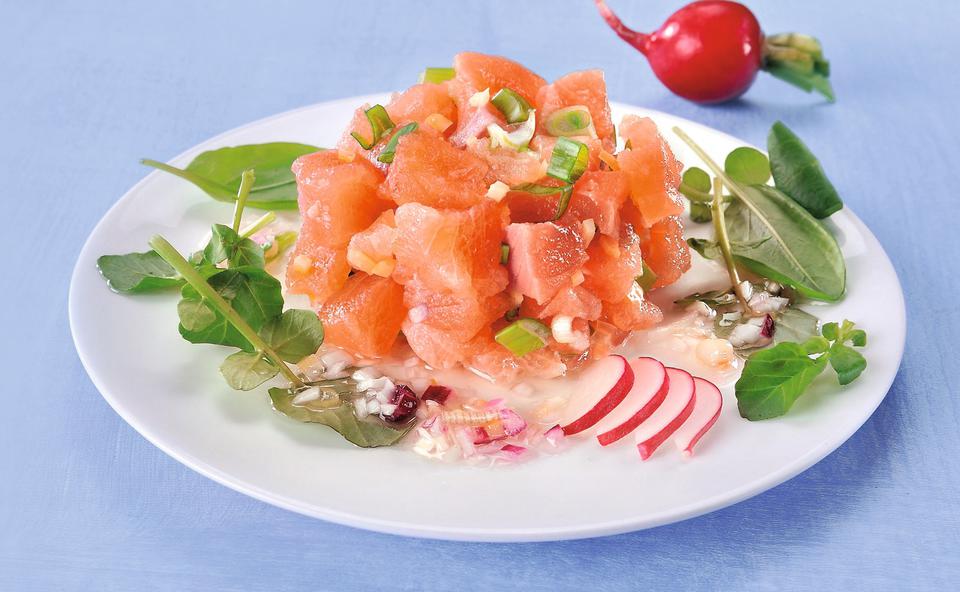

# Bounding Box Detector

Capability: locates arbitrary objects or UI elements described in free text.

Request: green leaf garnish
[142,142,320,210]
[96,251,182,293]
[269,387,414,448]
[495,318,550,357]
[546,137,590,184]
[377,122,418,164]
[736,319,867,420]
[679,166,713,204]
[767,121,843,219]
[724,147,770,185]
[490,88,532,124]
[259,309,325,363]
[350,104,395,150]
[220,351,279,391]
[673,127,846,302]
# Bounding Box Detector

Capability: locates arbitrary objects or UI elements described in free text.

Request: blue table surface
[3,0,959,589]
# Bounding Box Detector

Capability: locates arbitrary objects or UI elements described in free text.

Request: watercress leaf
[767,121,843,218]
[96,251,183,293]
[143,142,321,210]
[177,296,217,331]
[220,351,279,391]
[682,167,712,192]
[822,321,840,341]
[269,388,414,448]
[231,237,267,268]
[829,344,867,385]
[723,184,846,301]
[724,147,770,185]
[259,309,325,363]
[774,307,820,344]
[802,335,830,354]
[847,329,867,347]
[203,224,237,264]
[178,267,283,350]
[736,342,829,420]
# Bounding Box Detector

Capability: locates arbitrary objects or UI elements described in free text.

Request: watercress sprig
[736,320,867,420]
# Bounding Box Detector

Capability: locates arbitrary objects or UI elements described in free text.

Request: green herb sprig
[736,320,867,420]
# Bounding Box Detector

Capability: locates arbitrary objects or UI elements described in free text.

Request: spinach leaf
[96,251,182,293]
[220,351,279,391]
[178,267,283,350]
[724,147,770,185]
[142,142,321,210]
[269,387,414,448]
[259,309,325,363]
[736,342,828,420]
[767,122,843,219]
[722,185,845,301]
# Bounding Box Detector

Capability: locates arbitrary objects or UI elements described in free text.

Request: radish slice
[634,368,696,460]
[673,377,723,457]
[560,355,635,435]
[594,357,669,446]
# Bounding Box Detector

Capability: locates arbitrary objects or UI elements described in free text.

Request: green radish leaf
[773,307,820,344]
[177,297,217,331]
[142,142,321,210]
[689,201,713,223]
[829,344,867,385]
[97,251,183,293]
[767,121,843,218]
[736,342,829,420]
[722,184,845,301]
[803,335,831,354]
[679,167,713,203]
[821,321,840,341]
[178,267,283,350]
[259,309,325,363]
[847,329,867,347]
[687,238,722,260]
[220,351,279,391]
[269,387,414,448]
[724,147,770,185]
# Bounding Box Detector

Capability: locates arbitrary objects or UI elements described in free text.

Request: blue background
[3,0,958,589]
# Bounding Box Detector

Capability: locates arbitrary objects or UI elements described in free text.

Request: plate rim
[68,96,907,542]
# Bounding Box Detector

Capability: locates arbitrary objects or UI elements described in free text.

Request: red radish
[561,355,635,435]
[634,367,696,460]
[673,377,723,456]
[594,357,669,446]
[595,0,834,103]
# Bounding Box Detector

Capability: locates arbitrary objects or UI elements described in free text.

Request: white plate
[69,95,906,542]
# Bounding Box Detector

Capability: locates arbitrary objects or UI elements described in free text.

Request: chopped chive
[510,183,574,220]
[635,261,659,291]
[350,105,395,150]
[546,137,589,183]
[418,67,455,84]
[545,106,593,137]
[495,318,550,357]
[500,243,510,264]
[490,88,532,124]
[377,122,418,164]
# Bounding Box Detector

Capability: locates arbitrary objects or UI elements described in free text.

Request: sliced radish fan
[560,355,635,435]
[672,377,723,456]
[594,357,669,446]
[634,367,697,460]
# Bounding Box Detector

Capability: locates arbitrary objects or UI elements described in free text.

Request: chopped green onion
[495,318,550,357]
[377,122,418,164]
[545,106,595,137]
[635,261,659,291]
[490,88,532,124]
[510,183,574,220]
[350,104,395,150]
[547,138,590,183]
[500,243,510,264]
[418,67,455,84]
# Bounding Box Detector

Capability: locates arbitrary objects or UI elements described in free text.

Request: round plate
[69,95,906,542]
